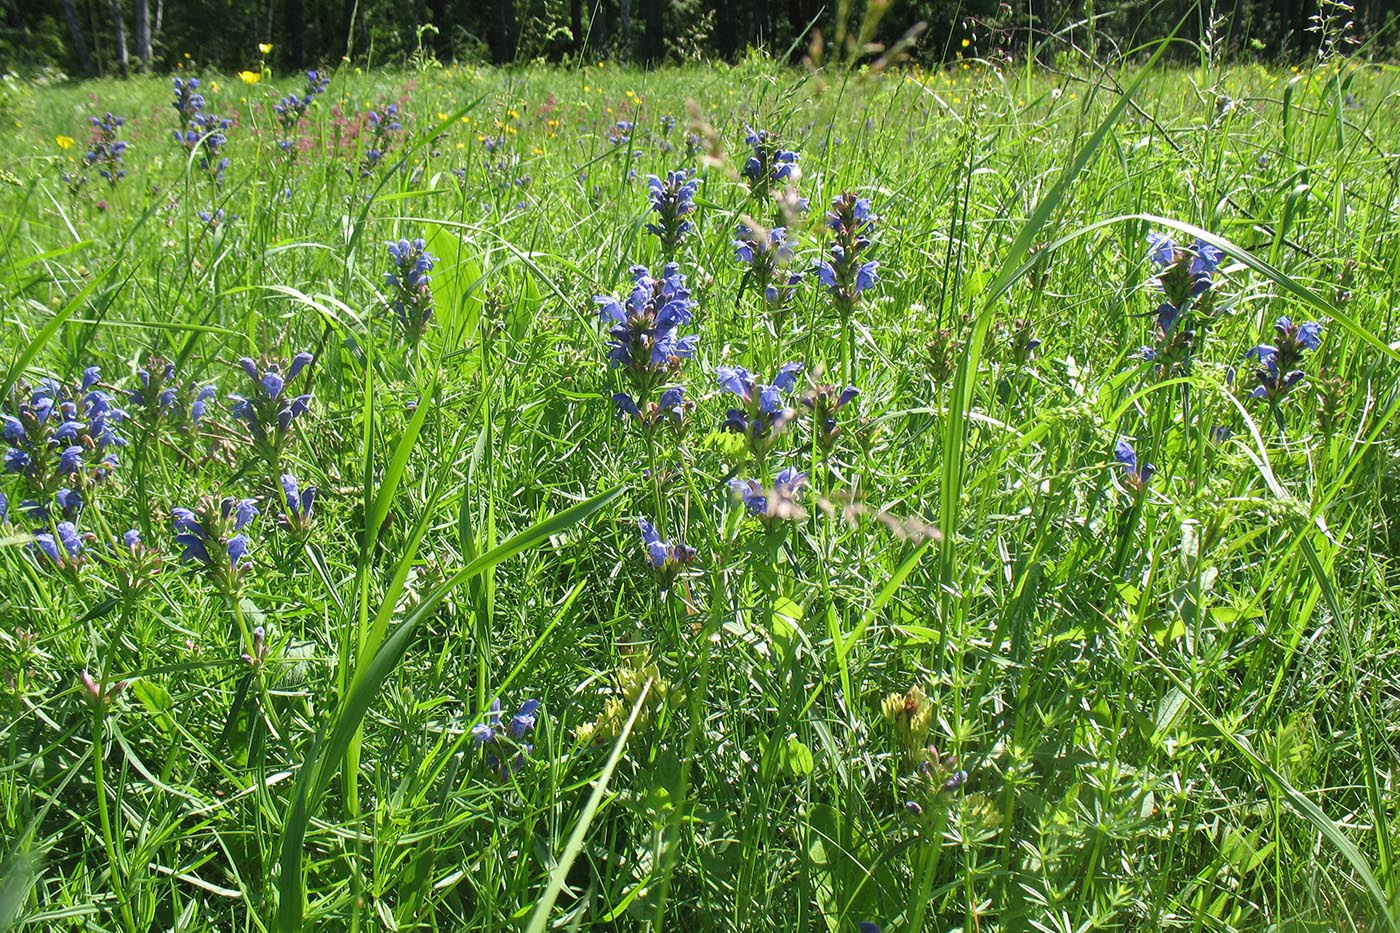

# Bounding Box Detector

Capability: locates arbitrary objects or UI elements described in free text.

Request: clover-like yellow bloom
[55,135,75,150]
[237,70,261,85]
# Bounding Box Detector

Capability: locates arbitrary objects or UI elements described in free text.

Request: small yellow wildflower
[531,147,543,155]
[210,80,220,92]
[55,135,75,150]
[961,38,970,48]
[259,42,273,54]
[238,70,261,85]
[436,112,449,121]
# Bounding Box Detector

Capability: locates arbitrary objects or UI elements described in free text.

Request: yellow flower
[183,52,190,59]
[531,147,543,155]
[237,70,261,85]
[210,80,220,92]
[55,135,75,150]
[258,42,273,54]
[436,112,449,121]
[961,38,970,48]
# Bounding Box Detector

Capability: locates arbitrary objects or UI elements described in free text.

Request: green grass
[1,50,1399,931]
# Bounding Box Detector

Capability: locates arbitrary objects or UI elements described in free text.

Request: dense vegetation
[0,47,1398,931]
[3,0,1399,76]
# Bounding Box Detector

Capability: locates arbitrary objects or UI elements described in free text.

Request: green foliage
[0,52,1398,932]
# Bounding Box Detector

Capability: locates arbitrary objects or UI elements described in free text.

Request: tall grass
[0,50,1397,931]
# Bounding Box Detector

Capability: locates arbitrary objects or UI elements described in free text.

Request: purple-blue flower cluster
[728,466,809,521]
[280,473,316,531]
[1245,315,1322,403]
[471,697,541,777]
[644,170,699,258]
[84,113,128,187]
[3,370,124,492]
[384,237,437,342]
[228,353,314,465]
[717,362,803,452]
[1141,233,1224,372]
[173,495,258,586]
[172,77,205,123]
[361,104,402,175]
[741,127,799,200]
[128,359,216,431]
[594,263,699,396]
[33,521,85,571]
[814,194,879,311]
[735,223,802,310]
[802,382,859,449]
[613,386,692,432]
[638,517,696,578]
[274,70,330,151]
[1114,439,1154,493]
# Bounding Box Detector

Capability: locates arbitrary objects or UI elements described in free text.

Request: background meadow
[1,49,1399,931]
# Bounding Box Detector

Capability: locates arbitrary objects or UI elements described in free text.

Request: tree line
[1,0,1395,76]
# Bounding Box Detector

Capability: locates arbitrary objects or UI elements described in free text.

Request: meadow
[1,49,1399,931]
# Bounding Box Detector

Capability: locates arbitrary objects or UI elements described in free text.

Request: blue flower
[1146,232,1224,307]
[1247,316,1321,403]
[718,363,803,447]
[644,170,699,255]
[281,473,316,529]
[56,488,82,520]
[613,386,692,430]
[638,517,697,572]
[34,521,84,568]
[855,261,879,292]
[226,535,250,569]
[174,497,258,583]
[229,354,314,452]
[222,496,259,531]
[57,445,84,476]
[594,264,699,392]
[740,127,800,198]
[803,382,859,447]
[815,194,880,310]
[509,699,541,739]
[1114,438,1155,491]
[728,467,808,520]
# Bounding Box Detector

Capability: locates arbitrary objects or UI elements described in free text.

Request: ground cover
[1,54,1399,931]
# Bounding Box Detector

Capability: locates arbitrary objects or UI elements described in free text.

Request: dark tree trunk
[619,0,631,59]
[488,0,517,63]
[642,0,662,63]
[60,0,96,76]
[110,0,129,77]
[570,0,583,54]
[341,0,357,59]
[288,0,306,67]
[428,0,448,55]
[716,0,736,58]
[133,0,150,72]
